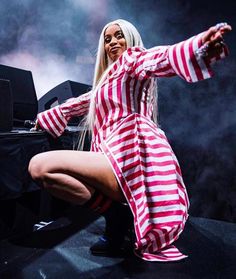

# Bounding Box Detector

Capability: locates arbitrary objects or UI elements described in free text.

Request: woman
[29,19,231,262]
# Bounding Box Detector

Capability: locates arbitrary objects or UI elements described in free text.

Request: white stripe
[184,37,197,82]
[116,144,173,157]
[146,173,180,182]
[140,215,184,233]
[134,46,169,75]
[150,204,182,213]
[127,170,179,187]
[129,171,179,184]
[175,41,185,79]
[115,146,140,162]
[109,125,137,142]
[38,112,60,136]
[135,193,178,210]
[140,78,150,116]
[110,128,168,147]
[137,203,183,219]
[122,154,178,167]
[129,78,136,113]
[111,138,136,153]
[168,44,181,76]
[192,33,210,80]
[124,164,176,179]
[48,109,64,132]
[147,194,180,202]
[156,68,176,76]
[146,183,180,192]
[55,106,67,125]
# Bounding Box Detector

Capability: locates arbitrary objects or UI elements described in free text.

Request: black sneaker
[90,202,134,257]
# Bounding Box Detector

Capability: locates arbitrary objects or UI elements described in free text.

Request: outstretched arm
[125,22,232,83]
[35,91,91,137]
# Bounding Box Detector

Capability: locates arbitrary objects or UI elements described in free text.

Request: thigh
[33,150,124,201]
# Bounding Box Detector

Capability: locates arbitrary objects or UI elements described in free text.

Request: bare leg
[42,173,95,205]
[28,150,125,204]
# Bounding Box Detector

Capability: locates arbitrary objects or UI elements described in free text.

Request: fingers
[30,120,41,131]
[202,23,232,45]
[216,23,232,33]
[196,22,232,59]
[202,27,217,44]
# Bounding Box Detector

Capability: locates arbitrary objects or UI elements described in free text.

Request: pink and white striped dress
[37,32,228,261]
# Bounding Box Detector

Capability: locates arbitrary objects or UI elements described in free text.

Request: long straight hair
[77,19,158,149]
[86,19,144,131]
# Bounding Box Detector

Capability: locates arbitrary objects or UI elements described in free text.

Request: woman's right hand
[200,23,232,58]
[30,119,41,131]
[202,23,232,45]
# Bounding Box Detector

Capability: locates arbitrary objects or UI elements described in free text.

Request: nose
[110,36,118,46]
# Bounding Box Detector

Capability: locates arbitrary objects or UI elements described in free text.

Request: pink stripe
[117,71,124,120]
[48,111,62,134]
[112,142,137,155]
[172,44,184,79]
[109,133,136,148]
[137,199,181,211]
[125,76,133,114]
[41,114,58,137]
[180,41,191,79]
[145,189,179,197]
[188,39,203,80]
[122,159,176,172]
[53,108,66,129]
[100,85,109,116]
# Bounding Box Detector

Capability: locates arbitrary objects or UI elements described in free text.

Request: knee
[28,153,47,182]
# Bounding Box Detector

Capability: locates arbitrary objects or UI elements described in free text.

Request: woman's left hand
[200,23,232,58]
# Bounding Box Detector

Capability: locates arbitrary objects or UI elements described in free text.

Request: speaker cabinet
[0,64,38,126]
[0,79,13,132]
[38,80,91,125]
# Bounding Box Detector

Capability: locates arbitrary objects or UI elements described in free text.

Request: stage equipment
[0,64,38,127]
[38,80,91,125]
[0,79,13,132]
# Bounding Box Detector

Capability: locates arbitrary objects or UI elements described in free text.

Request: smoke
[0,0,109,98]
[0,0,191,106]
[0,0,235,220]
[0,50,88,98]
[1,0,234,100]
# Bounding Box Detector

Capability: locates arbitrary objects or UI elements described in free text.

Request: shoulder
[123,45,169,61]
[124,46,146,59]
[122,47,146,69]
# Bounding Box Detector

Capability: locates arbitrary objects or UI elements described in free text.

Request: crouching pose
[29,19,231,261]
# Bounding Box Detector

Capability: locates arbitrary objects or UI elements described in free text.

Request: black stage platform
[0,205,235,279]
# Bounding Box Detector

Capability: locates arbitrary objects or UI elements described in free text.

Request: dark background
[0,0,235,222]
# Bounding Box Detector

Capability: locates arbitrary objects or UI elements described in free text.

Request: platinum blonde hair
[86,19,144,132]
[93,19,144,88]
[78,19,158,149]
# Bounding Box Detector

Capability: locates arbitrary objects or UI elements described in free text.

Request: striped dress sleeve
[37,91,91,137]
[124,32,228,83]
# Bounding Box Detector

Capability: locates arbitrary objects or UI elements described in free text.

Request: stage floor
[0,206,236,279]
